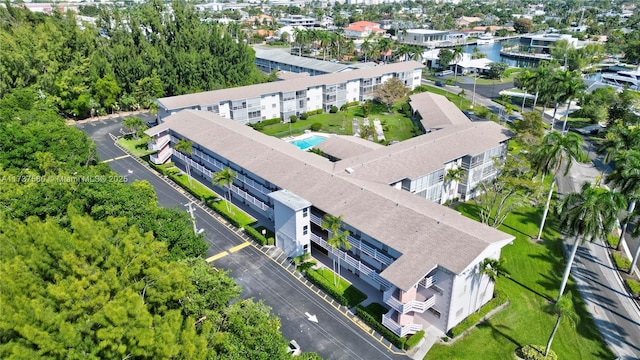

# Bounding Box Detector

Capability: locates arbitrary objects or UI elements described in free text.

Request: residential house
[344,21,386,38]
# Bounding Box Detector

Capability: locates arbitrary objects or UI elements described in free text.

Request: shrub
[355,305,406,349]
[300,112,308,120]
[449,290,508,338]
[267,237,275,245]
[262,118,281,126]
[340,104,348,111]
[475,107,491,119]
[305,270,349,306]
[310,123,322,131]
[290,115,298,123]
[244,225,267,245]
[404,330,424,350]
[347,101,359,107]
[518,345,558,360]
[613,252,631,271]
[625,279,640,297]
[251,122,265,130]
[330,105,338,113]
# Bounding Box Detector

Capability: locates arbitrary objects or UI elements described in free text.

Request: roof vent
[345,167,354,174]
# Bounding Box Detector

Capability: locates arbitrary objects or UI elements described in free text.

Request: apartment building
[155,61,424,123]
[146,88,514,337]
[398,29,467,48]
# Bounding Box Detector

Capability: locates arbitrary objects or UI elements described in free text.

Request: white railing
[383,289,436,314]
[229,184,271,211]
[419,276,436,289]
[310,233,391,288]
[309,213,394,266]
[151,148,172,164]
[382,313,423,337]
[148,135,170,151]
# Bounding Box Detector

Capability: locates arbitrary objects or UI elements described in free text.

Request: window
[303,225,308,235]
[302,208,308,218]
[272,103,276,108]
[456,308,464,318]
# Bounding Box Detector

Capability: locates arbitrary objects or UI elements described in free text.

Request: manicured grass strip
[607,234,619,248]
[448,290,508,338]
[117,136,155,157]
[305,267,366,307]
[425,203,614,360]
[625,279,640,297]
[612,252,631,271]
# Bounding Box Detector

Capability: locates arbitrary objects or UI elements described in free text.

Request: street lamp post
[521,87,527,113]
[471,74,477,108]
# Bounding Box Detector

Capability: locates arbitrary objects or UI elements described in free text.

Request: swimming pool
[291,135,327,150]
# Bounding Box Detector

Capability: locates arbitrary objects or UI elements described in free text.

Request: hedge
[404,330,424,350]
[448,289,508,338]
[612,252,631,271]
[244,225,268,245]
[518,344,558,360]
[355,305,406,349]
[305,269,349,306]
[625,278,640,297]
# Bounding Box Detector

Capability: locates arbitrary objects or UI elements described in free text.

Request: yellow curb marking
[206,251,229,263]
[229,241,250,253]
[102,154,130,163]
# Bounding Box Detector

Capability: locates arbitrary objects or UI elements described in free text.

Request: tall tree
[544,294,578,356]
[556,182,625,300]
[373,77,409,111]
[558,71,586,133]
[606,150,640,255]
[531,131,585,241]
[452,46,464,83]
[212,168,237,212]
[174,139,194,186]
[321,214,351,286]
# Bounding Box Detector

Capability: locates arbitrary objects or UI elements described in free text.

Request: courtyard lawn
[117,136,155,157]
[424,204,613,360]
[257,103,418,142]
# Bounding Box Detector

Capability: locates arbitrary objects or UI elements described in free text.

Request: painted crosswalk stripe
[228,241,250,253]
[102,154,130,163]
[205,251,229,263]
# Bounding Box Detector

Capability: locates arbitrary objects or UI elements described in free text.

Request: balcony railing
[382,313,423,337]
[148,135,170,151]
[309,213,394,266]
[419,276,436,289]
[150,148,172,164]
[383,289,436,314]
[310,233,391,289]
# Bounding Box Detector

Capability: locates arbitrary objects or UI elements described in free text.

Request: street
[79,116,407,360]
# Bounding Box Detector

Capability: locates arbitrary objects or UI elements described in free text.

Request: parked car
[435,80,446,87]
[287,340,301,356]
[437,70,454,77]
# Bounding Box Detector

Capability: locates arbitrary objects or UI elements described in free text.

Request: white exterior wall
[346,80,360,102]
[218,102,231,119]
[440,159,463,205]
[261,93,281,120]
[410,69,422,90]
[381,74,394,85]
[272,201,311,258]
[445,248,501,331]
[307,86,323,112]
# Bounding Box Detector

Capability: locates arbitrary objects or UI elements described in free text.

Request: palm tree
[360,38,373,62]
[212,168,237,212]
[174,139,193,186]
[479,258,508,290]
[606,150,640,253]
[321,214,352,286]
[376,37,393,63]
[556,182,625,300]
[544,294,578,357]
[452,46,464,83]
[625,204,640,274]
[444,166,465,203]
[518,70,536,112]
[559,72,586,134]
[531,131,585,241]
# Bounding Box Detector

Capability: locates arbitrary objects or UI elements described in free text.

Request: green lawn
[308,267,367,307]
[258,103,418,142]
[425,204,613,360]
[117,136,155,157]
[416,85,475,112]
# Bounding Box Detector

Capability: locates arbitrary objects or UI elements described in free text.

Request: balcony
[419,276,436,289]
[310,233,391,289]
[309,213,393,266]
[148,134,170,151]
[382,312,422,337]
[383,288,436,314]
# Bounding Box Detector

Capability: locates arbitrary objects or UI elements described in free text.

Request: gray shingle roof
[314,135,384,160]
[155,61,424,111]
[410,92,471,130]
[150,110,513,291]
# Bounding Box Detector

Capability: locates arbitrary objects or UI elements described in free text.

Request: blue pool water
[291,135,327,150]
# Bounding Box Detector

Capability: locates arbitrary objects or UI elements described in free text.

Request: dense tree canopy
[0,0,269,118]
